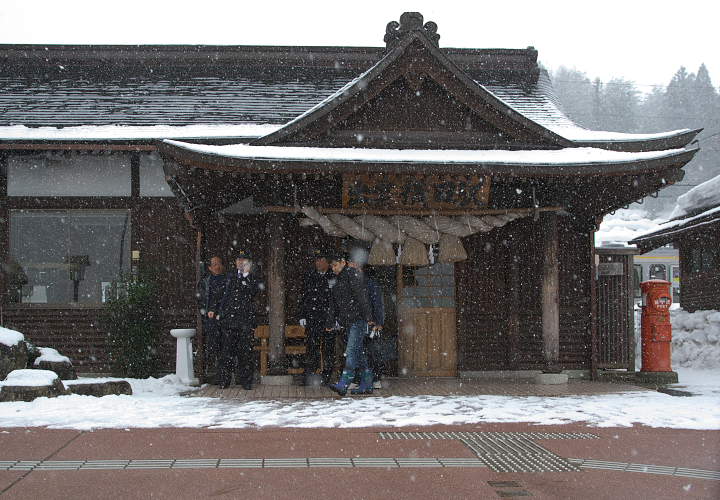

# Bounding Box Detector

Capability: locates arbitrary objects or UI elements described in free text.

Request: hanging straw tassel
[368,238,395,266]
[438,233,468,263]
[400,237,429,266]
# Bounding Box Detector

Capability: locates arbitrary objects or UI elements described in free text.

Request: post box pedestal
[170,328,199,386]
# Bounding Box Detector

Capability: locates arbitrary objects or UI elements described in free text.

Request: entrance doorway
[398,263,458,376]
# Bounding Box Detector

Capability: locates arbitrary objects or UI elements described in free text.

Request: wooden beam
[541,211,560,371]
[507,255,521,369]
[262,205,564,217]
[267,216,287,374]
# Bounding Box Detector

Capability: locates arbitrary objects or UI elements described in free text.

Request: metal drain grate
[379,431,592,473]
[0,457,717,479]
[378,431,599,440]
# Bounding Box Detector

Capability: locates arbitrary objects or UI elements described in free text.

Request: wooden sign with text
[342,173,491,210]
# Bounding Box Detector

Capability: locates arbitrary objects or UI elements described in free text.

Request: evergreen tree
[599,78,640,132]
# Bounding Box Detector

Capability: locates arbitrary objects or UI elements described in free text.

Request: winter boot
[329,370,354,396]
[351,369,374,395]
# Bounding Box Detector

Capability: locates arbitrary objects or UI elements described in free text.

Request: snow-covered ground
[0,369,718,431]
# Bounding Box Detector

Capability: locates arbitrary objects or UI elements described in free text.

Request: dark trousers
[218,324,254,387]
[202,317,222,377]
[304,320,336,380]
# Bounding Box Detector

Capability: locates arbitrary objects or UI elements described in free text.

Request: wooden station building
[0,13,700,377]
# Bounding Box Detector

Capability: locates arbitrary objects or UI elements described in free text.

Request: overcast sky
[1,0,717,91]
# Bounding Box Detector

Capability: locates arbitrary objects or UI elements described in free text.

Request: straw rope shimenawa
[296,206,547,265]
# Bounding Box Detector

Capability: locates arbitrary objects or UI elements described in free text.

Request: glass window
[7,152,131,197]
[690,246,703,274]
[633,264,642,298]
[7,210,130,304]
[649,263,666,280]
[672,266,680,283]
[139,152,174,197]
[702,247,717,273]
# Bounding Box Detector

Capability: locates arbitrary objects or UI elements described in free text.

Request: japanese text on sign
[342,174,491,210]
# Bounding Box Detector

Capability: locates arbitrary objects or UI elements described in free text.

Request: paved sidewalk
[1,423,717,499]
[191,377,651,400]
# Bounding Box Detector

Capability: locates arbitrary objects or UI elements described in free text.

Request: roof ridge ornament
[384,12,440,50]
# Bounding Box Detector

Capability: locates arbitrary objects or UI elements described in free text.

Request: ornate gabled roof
[252,13,571,149]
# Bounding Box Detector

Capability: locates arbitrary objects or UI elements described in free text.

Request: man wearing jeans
[326,252,373,396]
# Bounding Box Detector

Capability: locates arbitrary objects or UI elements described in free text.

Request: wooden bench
[254,325,307,376]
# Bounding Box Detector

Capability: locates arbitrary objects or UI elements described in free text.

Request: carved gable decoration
[254,13,571,150]
[384,12,440,50]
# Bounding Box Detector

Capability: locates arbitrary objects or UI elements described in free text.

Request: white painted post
[170,328,199,386]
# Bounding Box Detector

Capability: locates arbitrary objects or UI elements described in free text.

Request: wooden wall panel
[456,214,593,371]
[679,236,720,312]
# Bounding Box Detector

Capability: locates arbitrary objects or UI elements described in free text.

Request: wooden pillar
[507,256,521,369]
[195,229,205,382]
[589,223,599,380]
[268,216,286,374]
[541,212,560,371]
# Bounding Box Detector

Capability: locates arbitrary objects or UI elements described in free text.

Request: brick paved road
[1,423,718,499]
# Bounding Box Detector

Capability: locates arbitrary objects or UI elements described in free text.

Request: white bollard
[170,328,199,386]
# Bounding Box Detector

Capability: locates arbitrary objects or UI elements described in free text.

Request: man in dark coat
[325,252,373,396]
[195,255,226,382]
[299,250,335,384]
[213,251,260,389]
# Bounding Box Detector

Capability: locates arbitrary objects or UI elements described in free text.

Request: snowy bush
[101,273,161,378]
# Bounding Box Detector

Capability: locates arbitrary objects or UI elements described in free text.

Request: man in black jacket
[213,251,260,389]
[326,252,373,396]
[195,255,226,382]
[299,250,335,384]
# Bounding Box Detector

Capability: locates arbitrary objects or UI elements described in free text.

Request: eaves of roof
[629,204,720,251]
[157,140,699,178]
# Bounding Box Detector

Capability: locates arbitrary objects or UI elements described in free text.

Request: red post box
[640,280,673,372]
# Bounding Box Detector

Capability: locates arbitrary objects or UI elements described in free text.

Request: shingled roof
[0,41,699,149]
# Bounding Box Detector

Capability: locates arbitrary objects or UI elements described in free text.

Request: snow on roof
[670,174,720,219]
[164,140,687,166]
[546,126,693,143]
[595,209,664,247]
[0,124,281,141]
[641,205,720,238]
[0,326,24,347]
[33,347,71,366]
[483,74,694,144]
[1,369,60,387]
